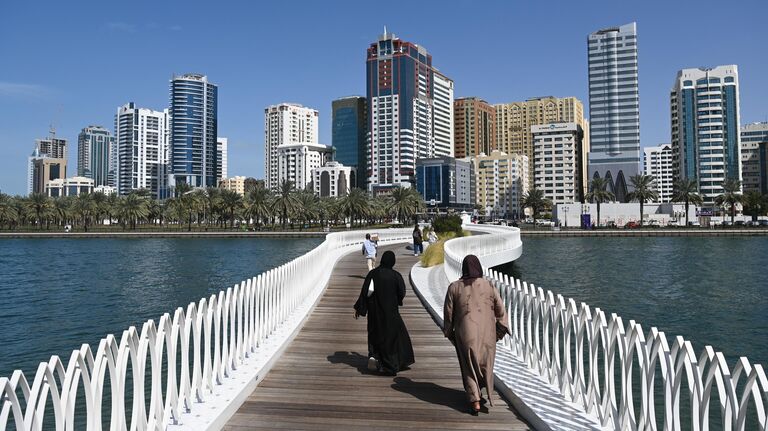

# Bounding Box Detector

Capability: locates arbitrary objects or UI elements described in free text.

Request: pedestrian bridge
[1,226,766,430]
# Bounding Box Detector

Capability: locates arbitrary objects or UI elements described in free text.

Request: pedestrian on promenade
[427,228,438,245]
[362,233,378,271]
[353,250,415,375]
[412,225,423,256]
[443,254,509,415]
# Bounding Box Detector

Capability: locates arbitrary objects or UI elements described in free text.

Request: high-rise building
[495,96,588,188]
[217,137,228,180]
[433,71,454,157]
[670,65,741,203]
[312,161,356,198]
[169,73,218,188]
[365,29,453,191]
[643,144,674,203]
[115,102,170,199]
[532,123,585,205]
[332,96,367,176]
[471,151,529,220]
[29,156,67,195]
[264,103,319,190]
[77,126,115,187]
[740,122,768,194]
[277,142,332,190]
[35,135,67,159]
[454,97,496,158]
[415,156,474,209]
[587,22,641,202]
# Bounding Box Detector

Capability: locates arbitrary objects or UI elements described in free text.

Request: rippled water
[0,238,322,378]
[500,236,768,367]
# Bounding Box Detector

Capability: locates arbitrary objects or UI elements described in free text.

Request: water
[0,237,322,379]
[501,236,768,368]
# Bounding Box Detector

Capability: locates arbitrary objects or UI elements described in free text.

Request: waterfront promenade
[224,244,529,430]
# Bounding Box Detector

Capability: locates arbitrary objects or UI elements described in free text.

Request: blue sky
[1,0,766,195]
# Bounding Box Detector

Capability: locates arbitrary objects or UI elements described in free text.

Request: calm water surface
[502,237,768,367]
[0,238,321,378]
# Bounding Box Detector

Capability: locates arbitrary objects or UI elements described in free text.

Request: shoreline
[520,228,768,237]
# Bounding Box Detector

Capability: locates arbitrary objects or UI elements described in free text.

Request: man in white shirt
[362,233,378,271]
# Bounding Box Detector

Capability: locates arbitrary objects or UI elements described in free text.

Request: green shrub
[432,214,462,234]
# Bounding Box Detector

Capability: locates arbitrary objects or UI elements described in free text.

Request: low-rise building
[312,161,356,197]
[415,156,474,209]
[46,176,94,197]
[532,122,584,205]
[94,185,117,195]
[553,202,697,228]
[471,150,529,219]
[277,143,332,190]
[741,122,768,194]
[219,176,248,196]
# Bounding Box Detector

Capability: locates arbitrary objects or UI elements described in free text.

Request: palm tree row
[0,181,428,231]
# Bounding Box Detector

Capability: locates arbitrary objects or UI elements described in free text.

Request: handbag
[367,278,375,297]
[495,320,510,341]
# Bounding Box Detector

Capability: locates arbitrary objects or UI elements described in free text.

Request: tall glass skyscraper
[169,74,218,189]
[671,65,741,204]
[587,22,641,202]
[332,96,367,177]
[365,29,453,192]
[77,125,115,187]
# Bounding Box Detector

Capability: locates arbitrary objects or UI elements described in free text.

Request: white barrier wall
[0,229,412,431]
[443,224,522,282]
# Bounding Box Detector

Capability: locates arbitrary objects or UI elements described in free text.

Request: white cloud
[0,82,48,99]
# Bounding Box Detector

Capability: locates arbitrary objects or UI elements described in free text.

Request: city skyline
[1,1,766,195]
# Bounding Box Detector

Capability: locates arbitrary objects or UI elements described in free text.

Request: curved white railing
[443,223,522,282]
[482,267,768,431]
[0,228,412,431]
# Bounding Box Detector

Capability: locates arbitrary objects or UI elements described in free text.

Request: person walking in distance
[353,250,415,375]
[412,225,423,256]
[443,254,509,415]
[362,233,378,271]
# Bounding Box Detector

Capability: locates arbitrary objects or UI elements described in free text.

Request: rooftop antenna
[383,25,387,37]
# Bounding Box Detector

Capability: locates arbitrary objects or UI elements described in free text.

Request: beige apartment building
[470,150,529,220]
[219,176,247,196]
[454,97,496,158]
[495,96,589,187]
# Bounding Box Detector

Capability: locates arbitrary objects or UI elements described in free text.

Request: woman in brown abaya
[443,254,508,415]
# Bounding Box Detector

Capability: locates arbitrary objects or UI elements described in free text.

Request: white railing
[443,223,522,282]
[484,267,768,431]
[0,228,412,431]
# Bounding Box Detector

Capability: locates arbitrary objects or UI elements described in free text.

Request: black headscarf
[379,250,396,269]
[460,254,483,281]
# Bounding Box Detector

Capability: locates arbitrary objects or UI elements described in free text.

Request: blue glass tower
[169,74,218,188]
[332,96,367,178]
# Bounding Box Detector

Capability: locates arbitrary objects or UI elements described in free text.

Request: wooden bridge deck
[224,244,530,430]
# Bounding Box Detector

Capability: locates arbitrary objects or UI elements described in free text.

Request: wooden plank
[223,245,530,430]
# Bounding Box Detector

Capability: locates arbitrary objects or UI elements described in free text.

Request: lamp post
[563,206,569,228]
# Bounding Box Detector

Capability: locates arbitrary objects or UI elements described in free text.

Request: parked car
[604,220,617,228]
[624,221,639,229]
[747,220,761,227]
[645,220,660,227]
[760,220,768,227]
[721,220,733,227]
[687,221,700,227]
[535,219,555,227]
[735,220,745,227]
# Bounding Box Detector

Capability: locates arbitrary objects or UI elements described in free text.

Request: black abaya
[353,251,415,373]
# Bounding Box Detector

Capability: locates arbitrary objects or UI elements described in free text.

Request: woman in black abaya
[353,250,415,375]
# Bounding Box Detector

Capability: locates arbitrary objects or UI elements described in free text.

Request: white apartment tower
[472,151,530,219]
[532,123,585,205]
[587,22,641,202]
[670,65,741,203]
[643,144,674,203]
[277,142,332,190]
[433,71,455,157]
[115,102,170,199]
[217,137,228,180]
[264,103,319,190]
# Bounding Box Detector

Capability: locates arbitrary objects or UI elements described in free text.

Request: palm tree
[339,188,369,226]
[116,193,150,230]
[72,194,97,231]
[90,192,108,225]
[244,186,273,230]
[0,194,18,230]
[388,187,423,225]
[294,190,319,230]
[715,178,742,224]
[204,187,223,227]
[585,178,615,228]
[672,179,703,227]
[742,191,767,222]
[627,174,659,226]
[220,189,243,228]
[26,193,53,230]
[273,180,300,229]
[521,188,551,228]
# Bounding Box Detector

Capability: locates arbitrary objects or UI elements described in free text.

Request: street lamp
[563,206,569,228]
